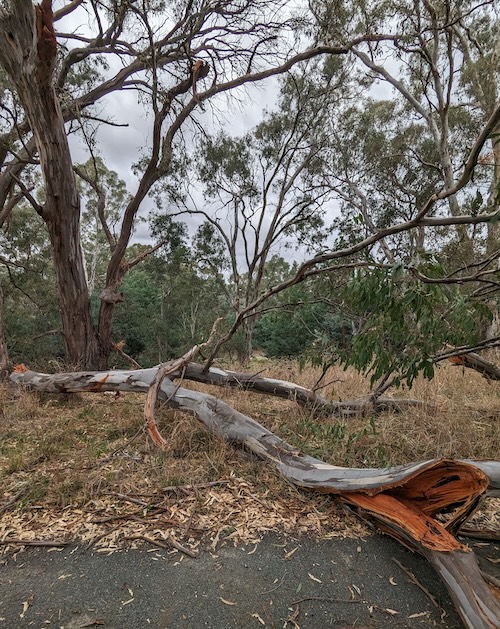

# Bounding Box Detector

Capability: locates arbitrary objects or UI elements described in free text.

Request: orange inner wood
[389,462,488,515]
[342,461,489,552]
[343,492,466,552]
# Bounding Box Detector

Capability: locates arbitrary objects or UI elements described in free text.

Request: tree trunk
[242,315,256,365]
[0,1,103,369]
[486,121,500,254]
[11,365,500,628]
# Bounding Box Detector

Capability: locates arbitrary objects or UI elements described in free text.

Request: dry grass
[0,359,498,551]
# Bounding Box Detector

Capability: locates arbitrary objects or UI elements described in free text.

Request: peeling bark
[10,366,500,628]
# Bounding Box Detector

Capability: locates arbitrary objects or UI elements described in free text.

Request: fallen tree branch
[10,365,500,628]
[124,533,198,558]
[434,338,500,362]
[446,351,500,381]
[0,539,68,547]
[144,320,222,448]
[0,483,29,515]
[172,362,424,417]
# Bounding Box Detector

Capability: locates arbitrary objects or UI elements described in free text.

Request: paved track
[1,534,498,628]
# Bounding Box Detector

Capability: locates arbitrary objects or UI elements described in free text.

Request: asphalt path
[1,534,498,628]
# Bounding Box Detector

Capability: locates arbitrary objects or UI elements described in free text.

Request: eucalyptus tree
[313,0,499,257]
[289,0,500,386]
[0,203,61,365]
[76,158,130,295]
[319,100,442,261]
[0,0,363,368]
[156,66,344,361]
[0,0,497,374]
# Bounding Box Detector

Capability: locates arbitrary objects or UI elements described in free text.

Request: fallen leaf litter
[0,476,366,555]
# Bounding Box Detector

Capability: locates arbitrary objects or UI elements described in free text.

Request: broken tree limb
[446,351,500,381]
[10,366,500,628]
[144,322,222,448]
[171,362,424,417]
[464,460,500,498]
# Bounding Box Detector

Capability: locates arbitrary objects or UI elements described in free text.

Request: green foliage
[336,266,490,387]
[199,133,257,200]
[0,205,62,366]
[281,415,386,466]
[111,221,232,366]
[254,277,353,358]
[254,309,314,357]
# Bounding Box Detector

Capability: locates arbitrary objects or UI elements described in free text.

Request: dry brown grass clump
[0,360,498,550]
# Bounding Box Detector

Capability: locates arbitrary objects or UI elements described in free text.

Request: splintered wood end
[343,492,466,552]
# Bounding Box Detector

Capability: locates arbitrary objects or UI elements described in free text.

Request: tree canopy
[0,0,497,376]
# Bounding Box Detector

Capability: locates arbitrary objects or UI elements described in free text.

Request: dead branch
[0,539,68,547]
[0,483,29,515]
[144,319,222,448]
[446,351,500,381]
[173,362,424,417]
[124,534,198,558]
[111,341,142,369]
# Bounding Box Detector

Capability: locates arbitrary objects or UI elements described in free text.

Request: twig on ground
[291,596,362,605]
[105,425,145,458]
[392,558,441,610]
[0,539,67,547]
[100,492,149,507]
[90,510,142,524]
[0,483,29,515]
[85,525,122,551]
[458,527,500,541]
[162,480,230,493]
[125,533,198,558]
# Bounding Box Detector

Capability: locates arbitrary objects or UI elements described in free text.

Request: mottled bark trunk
[0,1,103,368]
[175,362,424,417]
[97,301,117,370]
[241,315,256,365]
[486,124,500,255]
